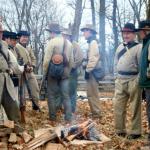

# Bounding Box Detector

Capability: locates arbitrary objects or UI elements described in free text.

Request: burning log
[61,119,101,142]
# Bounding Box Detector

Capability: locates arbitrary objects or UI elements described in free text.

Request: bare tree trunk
[71,0,83,41]
[147,0,150,19]
[128,0,144,24]
[12,0,27,30]
[112,0,118,50]
[99,0,105,50]
[110,0,118,73]
[99,0,106,69]
[90,0,96,29]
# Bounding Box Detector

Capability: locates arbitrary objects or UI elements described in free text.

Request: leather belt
[0,69,10,73]
[118,71,138,75]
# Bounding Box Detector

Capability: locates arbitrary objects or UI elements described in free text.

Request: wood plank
[24,131,57,150]
[45,143,65,150]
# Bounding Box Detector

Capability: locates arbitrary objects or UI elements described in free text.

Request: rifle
[19,64,40,123]
[39,72,48,100]
[19,73,26,123]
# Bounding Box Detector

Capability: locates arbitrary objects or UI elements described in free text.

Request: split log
[22,131,33,143]
[45,143,65,150]
[0,120,14,128]
[24,131,57,150]
[8,133,17,143]
[34,128,53,138]
[66,122,95,141]
[0,142,8,150]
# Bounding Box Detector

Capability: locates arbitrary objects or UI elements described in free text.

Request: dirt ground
[24,96,150,150]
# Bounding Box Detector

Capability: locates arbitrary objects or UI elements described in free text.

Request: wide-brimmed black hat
[136,20,150,31]
[81,24,97,34]
[9,32,18,39]
[17,30,30,37]
[121,23,136,32]
[3,30,11,39]
[46,23,61,33]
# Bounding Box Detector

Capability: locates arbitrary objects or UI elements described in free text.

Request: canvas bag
[91,45,105,81]
[48,39,67,79]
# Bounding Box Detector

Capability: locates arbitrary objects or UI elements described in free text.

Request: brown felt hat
[136,20,150,31]
[46,23,61,33]
[81,24,97,34]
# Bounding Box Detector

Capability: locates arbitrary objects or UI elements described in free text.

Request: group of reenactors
[0,22,101,127]
[114,20,150,140]
[0,18,150,141]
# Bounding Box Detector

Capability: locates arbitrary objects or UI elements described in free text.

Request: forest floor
[23,92,150,150]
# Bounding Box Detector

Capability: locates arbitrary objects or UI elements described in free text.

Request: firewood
[24,131,57,150]
[34,128,53,138]
[22,131,33,143]
[0,120,14,128]
[66,122,95,142]
[8,133,17,143]
[45,143,65,150]
[0,142,8,150]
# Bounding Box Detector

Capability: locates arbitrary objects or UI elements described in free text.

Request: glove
[84,71,90,80]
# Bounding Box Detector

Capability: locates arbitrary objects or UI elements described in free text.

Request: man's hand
[84,71,90,80]
[147,67,150,78]
[9,69,13,75]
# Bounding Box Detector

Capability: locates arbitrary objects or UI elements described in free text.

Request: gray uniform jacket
[114,42,142,80]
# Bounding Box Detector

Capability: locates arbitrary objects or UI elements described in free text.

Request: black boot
[32,101,40,111]
[117,133,126,137]
[127,134,141,139]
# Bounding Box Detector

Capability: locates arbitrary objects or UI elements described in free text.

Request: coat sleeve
[86,40,100,72]
[8,50,24,74]
[43,41,54,74]
[114,46,120,78]
[136,44,142,66]
[28,47,36,67]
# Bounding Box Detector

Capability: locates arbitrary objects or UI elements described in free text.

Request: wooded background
[0,0,149,74]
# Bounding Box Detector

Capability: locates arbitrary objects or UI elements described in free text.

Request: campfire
[0,119,111,150]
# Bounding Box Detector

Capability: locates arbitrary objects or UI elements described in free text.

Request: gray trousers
[47,76,72,121]
[113,78,141,135]
[87,73,101,116]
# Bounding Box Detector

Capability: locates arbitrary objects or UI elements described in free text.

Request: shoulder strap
[62,38,67,54]
[118,42,138,60]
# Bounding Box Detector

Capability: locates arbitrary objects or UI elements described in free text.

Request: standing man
[0,23,20,123]
[16,31,40,114]
[8,32,24,103]
[43,23,73,124]
[137,20,150,140]
[80,24,101,118]
[62,29,83,114]
[113,23,142,139]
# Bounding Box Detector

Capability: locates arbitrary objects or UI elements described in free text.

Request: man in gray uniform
[113,23,142,139]
[0,23,20,123]
[43,23,73,125]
